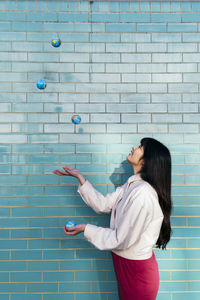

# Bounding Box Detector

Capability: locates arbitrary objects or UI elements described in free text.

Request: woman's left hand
[64,224,86,236]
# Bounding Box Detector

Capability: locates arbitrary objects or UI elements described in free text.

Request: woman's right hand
[53,166,86,185]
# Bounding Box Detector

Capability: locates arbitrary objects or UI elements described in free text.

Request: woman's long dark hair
[139,137,172,250]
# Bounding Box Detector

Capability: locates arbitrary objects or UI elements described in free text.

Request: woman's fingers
[53,170,69,176]
[63,225,81,236]
[53,166,79,177]
[63,167,75,174]
[64,228,76,236]
[63,165,73,170]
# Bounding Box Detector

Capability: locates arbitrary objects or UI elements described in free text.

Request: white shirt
[78,173,164,260]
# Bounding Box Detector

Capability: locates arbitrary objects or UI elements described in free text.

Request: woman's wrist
[82,224,86,232]
[77,174,86,185]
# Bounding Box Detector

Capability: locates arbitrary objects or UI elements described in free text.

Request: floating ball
[36,79,46,90]
[71,114,81,124]
[65,220,76,229]
[51,38,61,48]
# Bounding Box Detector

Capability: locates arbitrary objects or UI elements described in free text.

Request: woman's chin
[127,156,131,163]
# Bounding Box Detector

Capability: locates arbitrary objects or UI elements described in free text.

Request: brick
[152,114,182,123]
[169,124,198,133]
[151,13,181,22]
[182,13,200,22]
[107,124,137,133]
[91,74,120,83]
[137,84,167,93]
[168,84,198,93]
[121,33,151,42]
[44,124,73,133]
[122,53,151,63]
[75,63,104,73]
[106,63,135,73]
[121,114,151,123]
[152,53,182,62]
[44,22,73,32]
[120,13,150,23]
[152,73,182,82]
[138,124,167,133]
[75,23,104,32]
[91,134,120,143]
[152,94,181,103]
[167,63,197,72]
[0,134,27,143]
[183,114,200,123]
[89,113,119,123]
[137,63,166,73]
[168,23,197,32]
[44,103,74,112]
[106,23,136,32]
[107,104,136,112]
[184,53,200,62]
[28,113,58,123]
[137,43,166,52]
[92,53,120,62]
[184,73,200,82]
[76,83,105,93]
[106,43,136,52]
[0,124,11,132]
[60,282,90,292]
[75,124,106,133]
[183,33,200,43]
[107,84,136,93]
[75,43,104,53]
[27,93,58,103]
[60,134,90,144]
[76,104,105,112]
[152,33,181,42]
[91,13,119,23]
[137,23,166,32]
[28,134,58,144]
[0,283,25,293]
[168,43,197,52]
[90,32,120,43]
[122,74,151,83]
[0,52,27,62]
[60,53,89,62]
[168,104,198,112]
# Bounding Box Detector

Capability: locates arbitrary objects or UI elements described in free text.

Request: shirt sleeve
[83,187,153,251]
[77,180,126,214]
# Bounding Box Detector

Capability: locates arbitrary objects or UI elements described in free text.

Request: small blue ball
[51,38,61,48]
[65,221,76,229]
[36,79,46,90]
[72,114,81,124]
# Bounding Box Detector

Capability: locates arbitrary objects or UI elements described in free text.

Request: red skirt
[111,251,160,300]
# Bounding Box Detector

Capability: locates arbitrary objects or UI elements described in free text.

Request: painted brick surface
[0,0,200,299]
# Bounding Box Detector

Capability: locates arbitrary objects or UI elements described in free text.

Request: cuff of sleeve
[77,180,91,195]
[84,224,98,243]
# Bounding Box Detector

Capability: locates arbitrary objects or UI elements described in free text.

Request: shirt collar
[127,173,142,184]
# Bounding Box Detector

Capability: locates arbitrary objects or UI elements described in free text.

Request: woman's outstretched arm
[53,166,125,213]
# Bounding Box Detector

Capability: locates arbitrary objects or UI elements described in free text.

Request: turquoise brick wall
[0,0,200,299]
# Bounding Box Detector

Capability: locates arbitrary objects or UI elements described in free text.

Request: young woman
[53,137,172,300]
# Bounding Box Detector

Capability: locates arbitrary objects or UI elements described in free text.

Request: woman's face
[127,145,144,169]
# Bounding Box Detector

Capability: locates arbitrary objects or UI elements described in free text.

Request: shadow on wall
[110,159,133,189]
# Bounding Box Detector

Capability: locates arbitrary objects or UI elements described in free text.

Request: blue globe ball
[36,79,46,90]
[51,38,61,48]
[71,114,81,124]
[65,220,76,229]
